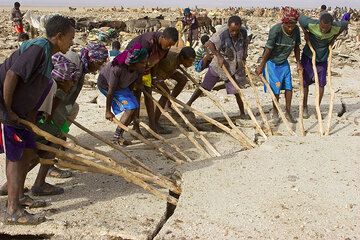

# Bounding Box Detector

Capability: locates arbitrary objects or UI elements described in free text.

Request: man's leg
[154,81,170,124]
[143,86,156,131]
[284,90,296,123]
[319,86,325,105]
[186,89,203,107]
[114,109,136,145]
[132,89,142,134]
[234,93,248,118]
[6,148,45,224]
[303,86,310,119]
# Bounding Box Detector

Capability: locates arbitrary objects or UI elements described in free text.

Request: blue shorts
[0,123,36,161]
[99,87,139,116]
[263,60,292,95]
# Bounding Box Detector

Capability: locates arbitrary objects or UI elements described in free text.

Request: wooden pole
[221,65,268,139]
[244,64,273,135]
[308,41,324,136]
[325,46,335,136]
[69,119,153,172]
[112,118,184,164]
[20,119,180,195]
[138,121,192,162]
[68,119,177,189]
[153,89,256,149]
[260,75,296,136]
[156,84,221,157]
[298,68,306,136]
[36,143,179,205]
[142,91,211,158]
[40,157,180,196]
[178,66,256,149]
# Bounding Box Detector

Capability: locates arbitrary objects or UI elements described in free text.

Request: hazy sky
[0,0,359,8]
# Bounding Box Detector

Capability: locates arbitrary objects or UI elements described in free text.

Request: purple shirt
[0,45,52,121]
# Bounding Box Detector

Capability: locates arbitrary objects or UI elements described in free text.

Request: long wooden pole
[244,64,273,135]
[298,68,306,136]
[36,143,179,205]
[112,118,184,164]
[68,119,177,189]
[156,84,221,157]
[222,65,268,139]
[178,66,256,149]
[142,91,211,158]
[20,119,181,195]
[260,75,296,136]
[40,157,180,196]
[153,89,256,149]
[325,46,335,135]
[138,121,193,162]
[308,41,324,136]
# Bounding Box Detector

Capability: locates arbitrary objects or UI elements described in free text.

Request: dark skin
[4,26,75,217]
[106,61,147,140]
[187,23,247,117]
[154,55,195,126]
[32,59,105,192]
[256,22,302,119]
[133,36,176,133]
[301,20,344,114]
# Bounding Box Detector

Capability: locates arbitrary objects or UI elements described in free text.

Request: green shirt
[265,23,301,65]
[299,15,348,62]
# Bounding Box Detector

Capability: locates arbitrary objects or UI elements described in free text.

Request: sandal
[19,194,47,208]
[3,208,46,225]
[31,183,64,197]
[112,137,132,146]
[0,187,29,196]
[47,166,73,179]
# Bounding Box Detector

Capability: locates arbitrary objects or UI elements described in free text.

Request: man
[320,4,327,16]
[0,15,75,224]
[182,8,199,46]
[31,43,109,195]
[153,47,196,132]
[109,40,121,61]
[98,44,148,145]
[299,13,348,118]
[256,7,302,123]
[126,27,178,134]
[11,2,24,34]
[194,35,212,73]
[186,16,250,120]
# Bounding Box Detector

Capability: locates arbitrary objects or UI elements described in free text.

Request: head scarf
[112,42,148,66]
[80,42,108,71]
[184,8,191,15]
[281,7,300,23]
[341,12,351,22]
[51,53,81,82]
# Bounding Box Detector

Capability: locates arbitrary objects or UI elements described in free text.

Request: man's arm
[294,45,302,71]
[256,48,272,75]
[3,70,20,123]
[206,41,224,67]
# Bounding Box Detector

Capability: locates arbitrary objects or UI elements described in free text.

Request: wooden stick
[20,119,180,194]
[260,75,296,136]
[143,91,211,158]
[178,66,256,149]
[221,65,268,139]
[112,118,184,164]
[308,41,324,136]
[298,68,306,136]
[20,119,121,166]
[40,157,179,195]
[36,143,179,204]
[156,84,221,157]
[244,64,273,135]
[153,89,256,149]
[68,119,178,192]
[69,119,154,173]
[138,121,192,162]
[325,46,335,135]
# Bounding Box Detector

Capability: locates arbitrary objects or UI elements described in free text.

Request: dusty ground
[0,6,360,240]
